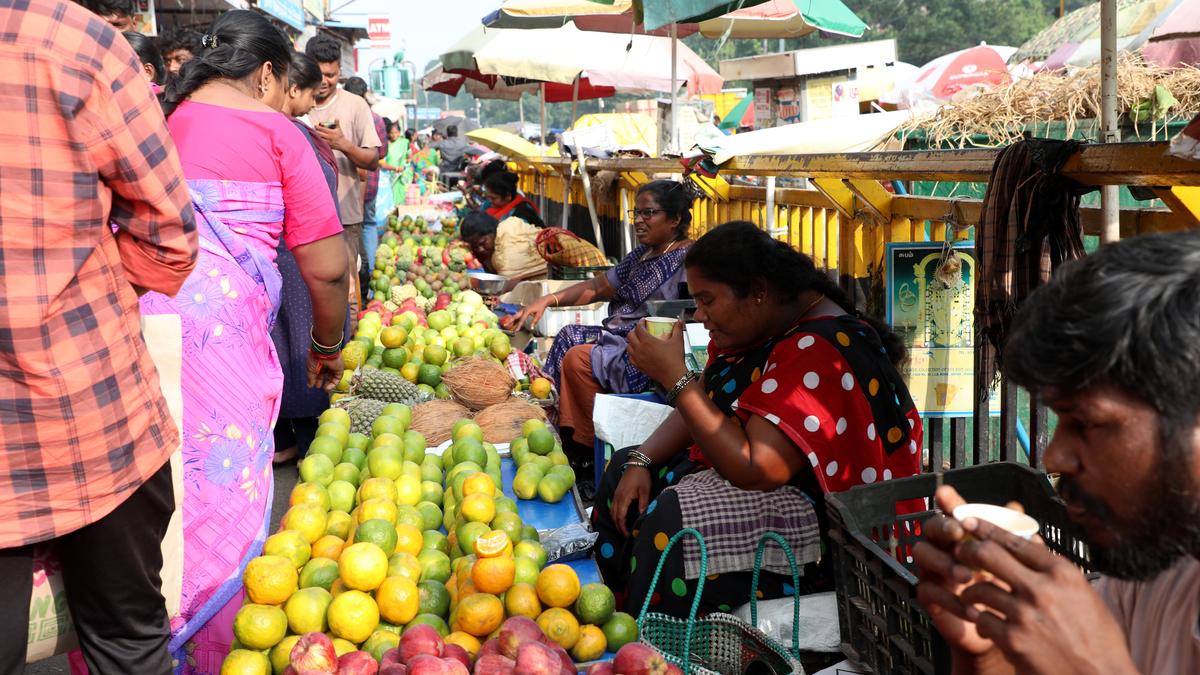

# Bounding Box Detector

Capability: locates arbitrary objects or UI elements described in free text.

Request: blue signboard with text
[258,0,305,31]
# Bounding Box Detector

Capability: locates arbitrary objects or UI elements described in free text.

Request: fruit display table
[500,457,602,587]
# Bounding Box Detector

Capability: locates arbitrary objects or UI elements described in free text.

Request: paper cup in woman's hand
[644,316,678,339]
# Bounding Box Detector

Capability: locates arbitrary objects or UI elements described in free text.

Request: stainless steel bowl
[468,272,508,295]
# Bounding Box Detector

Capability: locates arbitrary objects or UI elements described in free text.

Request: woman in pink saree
[80,12,350,674]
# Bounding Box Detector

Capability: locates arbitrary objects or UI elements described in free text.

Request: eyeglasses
[627,208,664,220]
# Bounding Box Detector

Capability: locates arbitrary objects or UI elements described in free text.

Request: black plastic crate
[826,462,1091,675]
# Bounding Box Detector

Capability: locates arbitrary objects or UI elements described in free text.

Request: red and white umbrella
[890,44,1016,109]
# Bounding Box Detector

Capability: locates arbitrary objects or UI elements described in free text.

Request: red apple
[473,654,517,675]
[400,625,444,663]
[514,642,561,675]
[405,655,453,675]
[379,664,408,675]
[337,651,379,675]
[440,644,470,670]
[498,616,544,659]
[612,643,668,675]
[479,639,502,658]
[585,664,613,675]
[290,632,338,673]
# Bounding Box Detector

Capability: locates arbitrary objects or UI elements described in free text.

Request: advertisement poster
[804,78,834,121]
[886,241,992,417]
[131,0,156,35]
[775,86,802,124]
[753,87,773,128]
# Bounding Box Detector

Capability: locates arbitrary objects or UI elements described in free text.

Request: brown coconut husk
[440,358,516,411]
[410,400,472,445]
[903,52,1200,147]
[474,399,548,444]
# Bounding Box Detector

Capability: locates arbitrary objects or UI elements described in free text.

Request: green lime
[417,580,451,617]
[355,518,398,556]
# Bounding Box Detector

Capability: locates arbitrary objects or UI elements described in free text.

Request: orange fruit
[459,493,495,524]
[470,556,515,595]
[473,530,512,559]
[503,582,542,619]
[571,624,607,661]
[263,530,311,569]
[312,535,346,560]
[359,497,399,524]
[535,564,581,608]
[232,603,287,650]
[327,589,380,644]
[282,504,328,544]
[456,592,504,637]
[536,607,580,650]
[243,555,298,605]
[375,576,420,625]
[445,631,481,658]
[221,649,270,675]
[461,472,496,498]
[393,524,424,557]
[339,542,389,591]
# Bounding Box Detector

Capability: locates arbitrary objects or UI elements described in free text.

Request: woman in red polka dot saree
[590,221,922,617]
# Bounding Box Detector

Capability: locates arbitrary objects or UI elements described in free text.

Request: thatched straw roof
[903,53,1200,147]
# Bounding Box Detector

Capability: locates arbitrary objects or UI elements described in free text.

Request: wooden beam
[811,178,857,221]
[519,142,1200,187]
[1152,186,1200,228]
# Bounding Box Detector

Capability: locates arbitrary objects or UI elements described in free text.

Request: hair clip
[201,33,219,49]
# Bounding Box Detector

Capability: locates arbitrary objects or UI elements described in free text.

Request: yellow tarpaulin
[466,128,546,158]
[568,113,660,156]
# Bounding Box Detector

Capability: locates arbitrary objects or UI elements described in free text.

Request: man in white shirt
[915,231,1200,674]
[304,34,379,300]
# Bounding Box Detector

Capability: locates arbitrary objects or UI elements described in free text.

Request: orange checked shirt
[0,0,198,548]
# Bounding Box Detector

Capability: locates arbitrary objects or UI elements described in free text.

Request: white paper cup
[644,316,678,338]
[952,503,1040,539]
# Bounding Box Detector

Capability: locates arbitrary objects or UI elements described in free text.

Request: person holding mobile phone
[304,35,381,304]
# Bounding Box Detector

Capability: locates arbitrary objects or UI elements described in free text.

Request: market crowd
[0,0,1197,673]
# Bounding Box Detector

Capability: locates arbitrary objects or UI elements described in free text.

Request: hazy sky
[333,0,500,71]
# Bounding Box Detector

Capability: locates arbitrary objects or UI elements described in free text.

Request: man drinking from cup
[914,231,1200,674]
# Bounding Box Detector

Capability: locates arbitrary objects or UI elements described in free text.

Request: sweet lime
[355,518,399,556]
[602,611,640,651]
[417,579,451,617]
[284,586,332,634]
[298,557,340,592]
[527,428,555,456]
[231,603,286,651]
[575,582,616,625]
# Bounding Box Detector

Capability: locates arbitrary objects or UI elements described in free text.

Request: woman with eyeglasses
[510,179,694,473]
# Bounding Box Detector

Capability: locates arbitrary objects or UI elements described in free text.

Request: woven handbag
[535,227,609,268]
[637,529,806,675]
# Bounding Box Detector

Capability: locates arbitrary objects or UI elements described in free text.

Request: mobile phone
[321,120,339,130]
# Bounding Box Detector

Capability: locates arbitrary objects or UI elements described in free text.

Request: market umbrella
[471,24,723,96]
[891,45,1015,109]
[483,0,866,150]
[1010,0,1180,69]
[484,0,866,38]
[422,64,617,102]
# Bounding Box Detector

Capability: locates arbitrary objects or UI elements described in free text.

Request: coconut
[410,400,472,445]
[440,358,517,411]
[474,399,548,444]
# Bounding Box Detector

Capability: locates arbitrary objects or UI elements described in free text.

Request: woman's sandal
[273,446,299,465]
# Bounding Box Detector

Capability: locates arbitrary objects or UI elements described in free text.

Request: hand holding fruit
[626,320,686,389]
